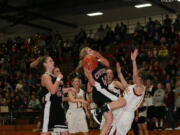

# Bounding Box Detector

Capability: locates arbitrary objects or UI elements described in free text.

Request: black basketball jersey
[91,62,120,107]
[92,62,108,89]
[39,72,63,103]
[40,72,67,132]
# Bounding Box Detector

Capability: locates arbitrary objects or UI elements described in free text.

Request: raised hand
[94,51,102,58]
[131,49,138,61]
[116,62,121,73]
[57,73,63,80]
[82,100,89,106]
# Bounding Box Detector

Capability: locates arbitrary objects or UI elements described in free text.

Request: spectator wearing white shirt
[28,94,41,110]
[15,79,23,91]
[144,79,156,130]
[153,82,165,129]
[174,79,180,129]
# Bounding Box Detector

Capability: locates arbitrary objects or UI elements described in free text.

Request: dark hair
[69,72,81,82]
[139,70,148,81]
[52,67,60,75]
[30,56,50,75]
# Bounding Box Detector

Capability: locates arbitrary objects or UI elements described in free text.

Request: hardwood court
[0,124,180,135]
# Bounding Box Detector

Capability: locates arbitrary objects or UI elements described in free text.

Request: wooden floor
[0,124,180,135]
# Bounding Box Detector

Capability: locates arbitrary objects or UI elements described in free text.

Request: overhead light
[134,3,152,8]
[178,0,180,2]
[86,12,103,17]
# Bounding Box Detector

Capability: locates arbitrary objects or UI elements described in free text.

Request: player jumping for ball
[108,49,146,135]
[76,47,126,135]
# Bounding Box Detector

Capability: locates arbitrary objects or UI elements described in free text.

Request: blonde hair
[79,47,89,60]
[30,56,49,74]
[75,47,89,72]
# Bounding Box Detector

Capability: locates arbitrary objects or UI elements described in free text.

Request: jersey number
[101,76,107,86]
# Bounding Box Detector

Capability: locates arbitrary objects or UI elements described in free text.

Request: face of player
[72,78,80,89]
[53,67,61,77]
[44,57,54,72]
[133,76,143,85]
[107,69,114,83]
[86,48,95,56]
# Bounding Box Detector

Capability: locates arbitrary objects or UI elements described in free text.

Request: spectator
[144,79,156,130]
[28,94,41,110]
[163,14,172,31]
[153,82,165,129]
[15,79,23,91]
[164,82,175,130]
[173,14,180,32]
[136,99,149,135]
[14,95,24,111]
[174,79,180,129]
[22,96,29,110]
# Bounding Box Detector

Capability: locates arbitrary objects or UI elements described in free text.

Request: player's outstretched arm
[116,62,129,88]
[68,90,88,105]
[131,49,143,88]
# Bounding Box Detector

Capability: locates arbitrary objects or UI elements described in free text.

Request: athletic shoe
[175,126,180,130]
[165,128,172,130]
[91,109,102,125]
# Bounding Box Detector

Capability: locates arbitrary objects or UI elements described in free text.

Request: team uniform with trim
[66,89,89,133]
[40,72,68,132]
[137,101,147,124]
[92,62,119,108]
[100,81,121,129]
[108,84,145,135]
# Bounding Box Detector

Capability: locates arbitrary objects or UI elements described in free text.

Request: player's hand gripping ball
[83,55,98,71]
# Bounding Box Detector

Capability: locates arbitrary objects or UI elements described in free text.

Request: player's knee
[138,125,143,130]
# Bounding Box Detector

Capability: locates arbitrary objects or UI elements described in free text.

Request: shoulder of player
[42,73,51,79]
[113,80,120,86]
[133,84,145,95]
[80,88,85,94]
[41,74,52,85]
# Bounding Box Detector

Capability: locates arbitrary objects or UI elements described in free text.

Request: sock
[155,122,158,128]
[107,104,111,111]
[160,120,163,128]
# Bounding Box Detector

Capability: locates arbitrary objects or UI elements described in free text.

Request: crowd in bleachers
[0,14,180,131]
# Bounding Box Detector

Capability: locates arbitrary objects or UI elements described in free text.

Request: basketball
[83,55,98,71]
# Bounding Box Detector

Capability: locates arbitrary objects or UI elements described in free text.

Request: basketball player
[30,56,69,135]
[100,68,124,129]
[108,49,146,135]
[77,47,126,135]
[66,74,89,135]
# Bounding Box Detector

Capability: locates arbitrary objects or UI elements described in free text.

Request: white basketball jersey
[68,89,84,110]
[109,84,145,135]
[122,84,145,112]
